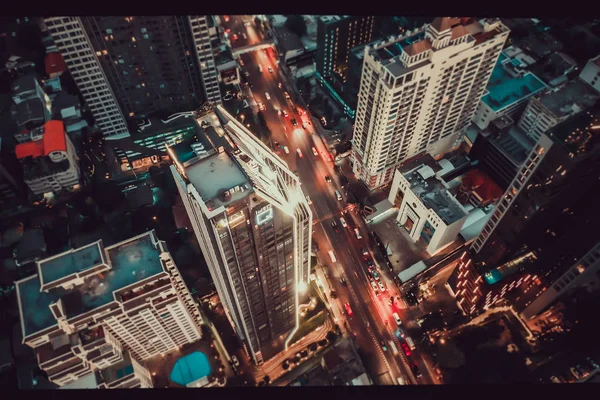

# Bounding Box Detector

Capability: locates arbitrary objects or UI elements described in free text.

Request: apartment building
[170,105,312,365]
[15,120,80,196]
[43,16,220,138]
[15,230,203,388]
[351,17,509,190]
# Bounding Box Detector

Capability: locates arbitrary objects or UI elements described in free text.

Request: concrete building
[388,155,468,255]
[518,78,599,143]
[274,26,305,64]
[10,75,53,133]
[449,107,600,314]
[531,52,578,88]
[472,47,547,130]
[43,16,220,139]
[579,54,600,93]
[15,120,81,196]
[14,230,203,388]
[170,105,312,365]
[351,17,509,190]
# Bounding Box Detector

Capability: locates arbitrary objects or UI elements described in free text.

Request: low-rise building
[579,54,600,93]
[10,75,53,134]
[275,26,306,64]
[15,120,81,196]
[532,52,578,88]
[15,230,203,388]
[388,155,469,256]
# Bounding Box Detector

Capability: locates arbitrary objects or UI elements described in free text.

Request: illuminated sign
[255,205,273,226]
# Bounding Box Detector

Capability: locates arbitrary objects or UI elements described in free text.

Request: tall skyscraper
[43,16,221,138]
[316,16,377,85]
[351,17,509,189]
[170,105,312,365]
[449,106,600,315]
[15,230,203,388]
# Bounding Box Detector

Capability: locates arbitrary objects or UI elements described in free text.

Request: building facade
[15,120,80,196]
[351,17,509,190]
[15,230,203,388]
[170,105,312,365]
[43,16,220,138]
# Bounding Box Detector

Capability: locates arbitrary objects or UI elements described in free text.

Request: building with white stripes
[15,230,203,388]
[351,17,509,189]
[170,105,312,365]
[43,16,221,139]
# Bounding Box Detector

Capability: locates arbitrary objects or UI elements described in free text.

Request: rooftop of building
[319,16,348,24]
[400,156,467,225]
[532,52,578,86]
[482,53,547,112]
[16,231,166,338]
[11,74,38,94]
[15,120,67,159]
[538,79,599,118]
[135,113,199,140]
[51,92,81,115]
[460,168,504,203]
[274,26,304,53]
[186,151,252,209]
[594,55,600,68]
[11,97,46,127]
[518,31,563,60]
[44,52,66,76]
[489,126,535,165]
[548,104,600,154]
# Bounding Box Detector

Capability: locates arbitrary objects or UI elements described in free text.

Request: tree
[284,15,307,38]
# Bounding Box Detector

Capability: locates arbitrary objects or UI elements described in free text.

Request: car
[340,217,348,228]
[268,66,273,73]
[354,228,362,239]
[283,146,289,154]
[258,65,263,73]
[325,175,332,183]
[224,15,230,22]
[244,71,250,77]
[331,221,339,232]
[265,92,270,100]
[231,356,240,367]
[278,82,283,88]
[291,117,298,126]
[284,91,291,99]
[258,102,266,111]
[344,303,353,316]
[306,195,312,204]
[330,290,337,299]
[370,280,379,294]
[366,259,374,268]
[300,350,308,358]
[411,364,422,378]
[401,342,411,357]
[242,33,247,40]
[312,147,319,156]
[232,34,238,41]
[296,149,303,158]
[282,109,289,118]
[340,278,347,286]
[371,270,380,281]
[381,341,388,351]
[282,360,290,370]
[378,281,386,292]
[361,247,369,257]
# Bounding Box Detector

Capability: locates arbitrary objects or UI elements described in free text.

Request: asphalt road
[222,15,437,386]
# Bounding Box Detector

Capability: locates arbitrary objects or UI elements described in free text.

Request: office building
[15,230,203,388]
[449,107,600,315]
[15,120,81,196]
[518,78,599,143]
[316,16,377,84]
[43,16,221,138]
[472,46,546,130]
[170,105,312,365]
[351,18,509,190]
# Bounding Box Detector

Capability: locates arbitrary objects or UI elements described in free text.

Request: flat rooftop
[186,151,252,208]
[482,53,547,112]
[38,241,105,289]
[17,231,166,338]
[403,164,467,225]
[491,126,535,165]
[539,79,599,118]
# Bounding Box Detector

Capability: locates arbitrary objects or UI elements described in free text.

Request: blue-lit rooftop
[17,231,166,338]
[39,243,104,288]
[482,53,546,112]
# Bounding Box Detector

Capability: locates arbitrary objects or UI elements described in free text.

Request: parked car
[231,356,240,367]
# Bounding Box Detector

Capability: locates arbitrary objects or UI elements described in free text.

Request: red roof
[462,169,503,202]
[15,120,67,159]
[45,52,67,76]
[463,169,486,188]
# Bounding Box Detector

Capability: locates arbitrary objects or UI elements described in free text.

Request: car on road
[258,65,263,73]
[381,341,388,351]
[344,302,353,316]
[329,250,337,263]
[360,247,369,257]
[268,66,273,73]
[411,364,421,377]
[284,91,291,99]
[339,217,347,228]
[282,109,289,118]
[283,146,289,154]
[296,149,303,158]
[340,278,347,287]
[305,195,312,204]
[331,221,339,232]
[265,92,270,100]
[366,258,374,268]
[242,33,247,40]
[278,82,282,88]
[231,356,240,367]
[232,34,238,41]
[291,117,298,126]
[401,342,411,357]
[312,147,319,156]
[258,102,266,111]
[378,281,386,292]
[354,228,362,239]
[370,280,379,294]
[393,312,403,326]
[325,175,332,183]
[371,270,380,281]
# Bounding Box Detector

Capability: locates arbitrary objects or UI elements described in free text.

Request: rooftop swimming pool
[169,351,212,387]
